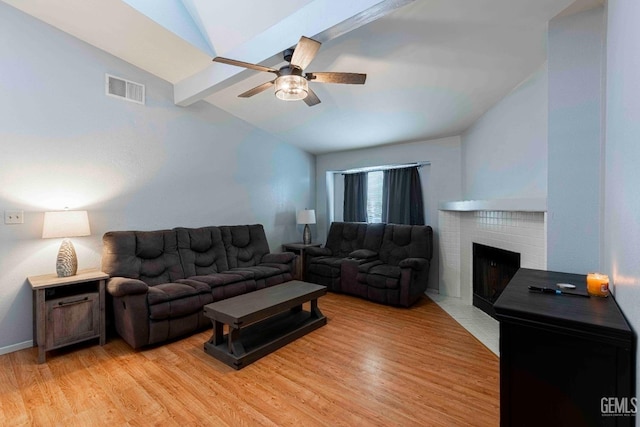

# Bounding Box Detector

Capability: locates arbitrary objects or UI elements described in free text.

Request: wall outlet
[4,210,24,224]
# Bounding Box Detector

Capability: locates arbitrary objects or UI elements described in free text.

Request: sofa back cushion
[362,222,386,251]
[378,224,433,266]
[102,230,185,285]
[325,222,369,257]
[220,224,271,268]
[175,226,229,277]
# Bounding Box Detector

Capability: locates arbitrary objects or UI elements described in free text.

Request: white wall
[547,7,605,274]
[441,60,549,304]
[461,64,548,200]
[0,3,315,353]
[604,0,640,395]
[459,9,608,280]
[315,137,463,291]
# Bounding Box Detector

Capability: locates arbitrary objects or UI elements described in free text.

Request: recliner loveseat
[102,224,295,349]
[305,222,432,307]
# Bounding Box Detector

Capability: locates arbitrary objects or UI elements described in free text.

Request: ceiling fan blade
[238,80,275,98]
[306,72,367,85]
[290,36,321,70]
[304,88,321,107]
[213,57,278,74]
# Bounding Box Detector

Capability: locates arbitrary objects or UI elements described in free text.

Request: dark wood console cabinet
[494,268,635,427]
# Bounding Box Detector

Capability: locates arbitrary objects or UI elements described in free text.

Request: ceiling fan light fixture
[275,74,308,101]
[216,36,365,106]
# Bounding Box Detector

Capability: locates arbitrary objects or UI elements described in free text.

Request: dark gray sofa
[102,224,295,349]
[304,222,383,291]
[306,222,432,307]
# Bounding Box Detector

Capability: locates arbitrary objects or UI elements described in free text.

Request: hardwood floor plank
[268,352,422,426]
[0,353,29,425]
[244,355,376,426]
[0,292,499,426]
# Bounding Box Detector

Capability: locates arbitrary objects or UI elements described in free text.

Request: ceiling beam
[173,0,415,106]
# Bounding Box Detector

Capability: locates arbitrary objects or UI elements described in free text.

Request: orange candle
[586,273,609,297]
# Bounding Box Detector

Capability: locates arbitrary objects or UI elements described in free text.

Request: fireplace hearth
[473,243,520,318]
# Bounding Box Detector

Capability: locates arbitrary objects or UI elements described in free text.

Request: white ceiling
[3,0,601,154]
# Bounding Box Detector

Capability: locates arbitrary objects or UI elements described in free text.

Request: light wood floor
[0,293,499,426]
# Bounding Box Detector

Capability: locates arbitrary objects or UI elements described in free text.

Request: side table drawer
[45,292,100,349]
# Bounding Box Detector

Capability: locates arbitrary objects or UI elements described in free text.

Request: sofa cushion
[176,226,229,276]
[227,265,281,280]
[324,222,368,257]
[262,252,295,264]
[259,262,292,273]
[179,273,249,288]
[311,256,347,268]
[102,230,185,285]
[174,278,216,293]
[221,224,271,268]
[349,249,378,260]
[308,257,347,278]
[358,260,401,286]
[305,246,331,257]
[360,262,401,278]
[147,282,211,320]
[378,224,432,266]
[364,275,400,290]
[362,223,386,251]
[210,280,256,301]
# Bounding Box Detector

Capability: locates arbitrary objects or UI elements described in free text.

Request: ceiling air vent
[105,74,145,105]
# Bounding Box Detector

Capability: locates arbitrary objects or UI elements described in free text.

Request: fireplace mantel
[439,197,547,212]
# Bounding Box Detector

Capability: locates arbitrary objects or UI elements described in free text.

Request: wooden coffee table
[203,280,327,369]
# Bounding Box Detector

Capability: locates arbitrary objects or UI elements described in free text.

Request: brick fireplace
[438,200,546,304]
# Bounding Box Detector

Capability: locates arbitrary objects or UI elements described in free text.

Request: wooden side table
[28,269,109,363]
[282,242,321,280]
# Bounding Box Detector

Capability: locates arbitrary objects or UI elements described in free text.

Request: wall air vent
[105,74,145,105]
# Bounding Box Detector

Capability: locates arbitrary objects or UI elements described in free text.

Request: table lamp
[297,209,316,244]
[42,210,91,277]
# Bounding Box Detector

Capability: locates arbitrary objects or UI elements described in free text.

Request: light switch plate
[4,210,24,224]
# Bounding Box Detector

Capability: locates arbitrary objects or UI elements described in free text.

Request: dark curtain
[343,172,368,222]
[382,166,425,225]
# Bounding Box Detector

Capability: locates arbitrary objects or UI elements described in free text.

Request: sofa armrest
[349,249,378,260]
[107,277,149,297]
[262,252,296,264]
[399,258,428,271]
[306,246,331,257]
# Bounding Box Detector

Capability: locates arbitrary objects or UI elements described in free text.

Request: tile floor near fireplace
[434,200,548,358]
[426,290,499,356]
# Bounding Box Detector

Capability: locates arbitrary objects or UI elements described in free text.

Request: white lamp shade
[297,209,316,225]
[42,210,91,239]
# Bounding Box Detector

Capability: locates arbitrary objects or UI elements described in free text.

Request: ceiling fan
[212,36,367,107]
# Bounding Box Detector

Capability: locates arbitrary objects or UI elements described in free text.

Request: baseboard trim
[0,340,33,356]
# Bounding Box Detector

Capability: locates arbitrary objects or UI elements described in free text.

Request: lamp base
[56,238,78,277]
[303,224,312,245]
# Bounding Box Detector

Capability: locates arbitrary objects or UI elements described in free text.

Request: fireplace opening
[473,243,520,318]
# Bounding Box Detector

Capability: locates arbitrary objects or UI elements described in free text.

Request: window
[366,171,383,223]
[339,163,427,225]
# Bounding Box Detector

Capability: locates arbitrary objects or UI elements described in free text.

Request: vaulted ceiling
[3,0,601,154]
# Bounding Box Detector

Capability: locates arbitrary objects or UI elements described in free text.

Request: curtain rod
[340,162,430,175]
